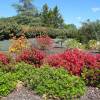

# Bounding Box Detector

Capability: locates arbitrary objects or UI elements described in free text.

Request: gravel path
[80,87,100,100]
[1,87,41,100]
[1,87,100,100]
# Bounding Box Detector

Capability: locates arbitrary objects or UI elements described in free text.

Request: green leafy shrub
[81,68,100,88]
[0,72,17,96]
[0,19,21,40]
[88,40,97,49]
[88,40,100,51]
[14,62,36,81]
[64,39,85,49]
[96,41,100,51]
[0,68,6,76]
[0,62,35,96]
[0,61,16,72]
[29,65,86,99]
[0,62,86,98]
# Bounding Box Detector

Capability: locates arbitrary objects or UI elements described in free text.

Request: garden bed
[0,36,100,100]
[1,86,100,100]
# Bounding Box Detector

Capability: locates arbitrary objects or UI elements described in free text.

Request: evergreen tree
[52,6,64,28]
[41,3,49,26]
[41,4,64,28]
[12,0,37,16]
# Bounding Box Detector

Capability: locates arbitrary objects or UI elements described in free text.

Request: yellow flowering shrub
[9,35,30,53]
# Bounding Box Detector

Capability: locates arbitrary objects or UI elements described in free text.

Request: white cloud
[76,16,82,20]
[92,7,100,12]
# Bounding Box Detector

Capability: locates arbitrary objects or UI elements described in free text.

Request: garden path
[1,86,41,100]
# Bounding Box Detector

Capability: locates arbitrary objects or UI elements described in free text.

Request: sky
[0,0,100,27]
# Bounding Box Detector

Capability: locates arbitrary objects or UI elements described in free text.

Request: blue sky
[0,0,100,27]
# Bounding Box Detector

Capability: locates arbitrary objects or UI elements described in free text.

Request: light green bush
[29,65,86,99]
[88,40,100,50]
[0,62,35,96]
[0,62,86,99]
[64,39,85,49]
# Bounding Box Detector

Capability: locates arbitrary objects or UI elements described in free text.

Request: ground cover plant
[0,62,86,100]
[0,62,36,96]
[29,65,86,99]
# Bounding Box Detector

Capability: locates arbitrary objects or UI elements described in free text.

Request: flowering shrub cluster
[96,54,100,62]
[82,68,100,88]
[0,52,9,64]
[9,35,30,53]
[43,49,100,75]
[36,35,53,50]
[16,48,45,66]
[64,39,85,49]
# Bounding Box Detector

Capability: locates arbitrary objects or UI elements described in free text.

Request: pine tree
[12,0,37,16]
[41,3,49,26]
[53,6,64,28]
[41,4,64,28]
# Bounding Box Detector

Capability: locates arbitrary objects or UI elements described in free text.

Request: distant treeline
[0,0,100,43]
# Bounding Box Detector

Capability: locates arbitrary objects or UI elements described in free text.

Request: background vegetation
[0,0,100,44]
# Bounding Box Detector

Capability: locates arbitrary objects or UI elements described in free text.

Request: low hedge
[82,68,100,88]
[0,62,86,99]
[29,65,86,99]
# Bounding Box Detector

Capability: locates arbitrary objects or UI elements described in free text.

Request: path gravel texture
[80,87,100,100]
[1,86,100,100]
[1,87,41,100]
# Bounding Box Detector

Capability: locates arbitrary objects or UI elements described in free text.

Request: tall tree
[52,6,64,28]
[41,4,64,28]
[41,3,49,26]
[12,0,37,16]
[79,20,98,42]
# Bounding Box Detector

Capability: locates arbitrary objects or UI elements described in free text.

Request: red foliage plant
[43,49,100,75]
[16,48,45,66]
[0,52,9,65]
[95,54,100,62]
[36,35,53,50]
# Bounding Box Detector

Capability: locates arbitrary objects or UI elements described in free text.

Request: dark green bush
[29,65,86,99]
[0,16,80,40]
[81,68,100,88]
[13,15,42,26]
[0,20,21,40]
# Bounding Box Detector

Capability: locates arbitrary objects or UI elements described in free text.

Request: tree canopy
[12,0,38,16]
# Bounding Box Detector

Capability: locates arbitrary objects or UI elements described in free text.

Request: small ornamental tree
[36,35,53,50]
[9,35,30,53]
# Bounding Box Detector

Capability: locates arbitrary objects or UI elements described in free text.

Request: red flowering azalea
[43,49,100,75]
[43,53,64,67]
[36,35,53,50]
[95,54,100,62]
[16,48,45,66]
[0,52,9,64]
